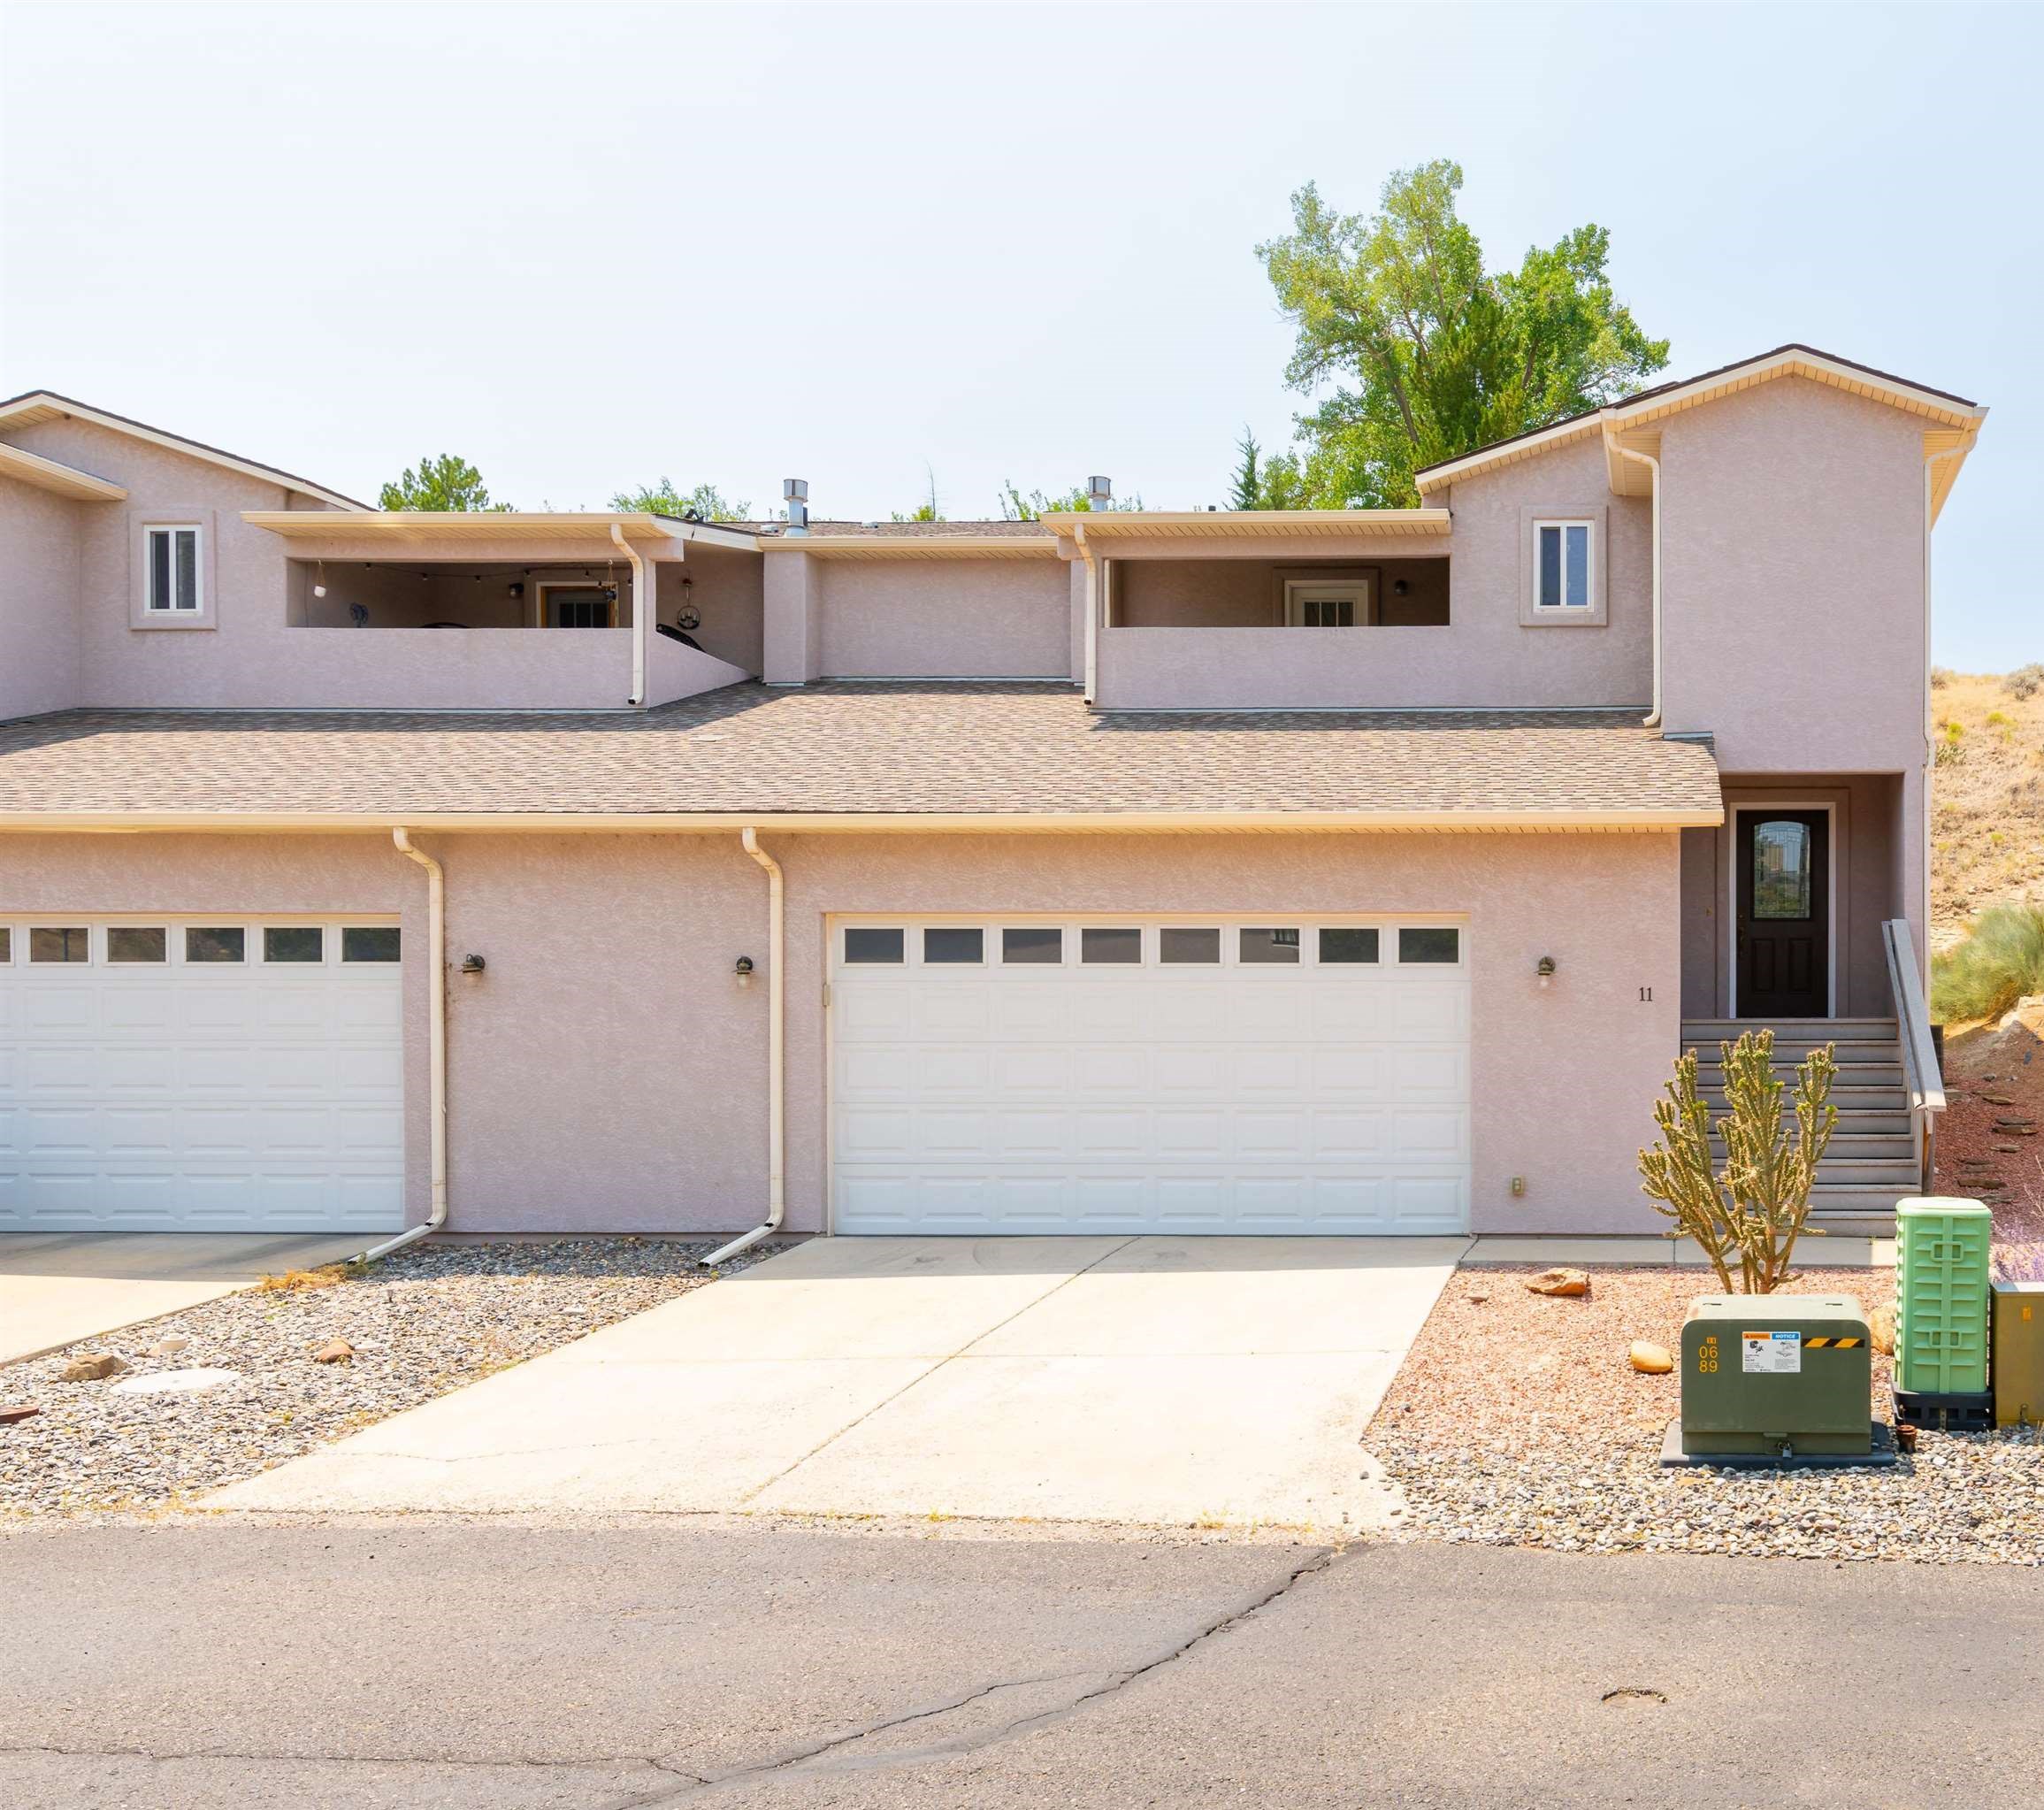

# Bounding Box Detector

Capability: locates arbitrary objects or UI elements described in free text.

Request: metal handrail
[1882,917,1944,1194]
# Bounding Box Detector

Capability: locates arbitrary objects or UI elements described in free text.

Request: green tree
[1228,431,1263,511]
[1225,430,1313,510]
[1255,162,1670,507]
[997,481,1146,521]
[378,453,512,512]
[610,478,750,522]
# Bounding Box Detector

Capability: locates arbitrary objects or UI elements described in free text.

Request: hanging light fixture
[311,559,327,599]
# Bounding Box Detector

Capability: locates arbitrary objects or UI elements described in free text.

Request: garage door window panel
[186,927,246,963]
[1082,926,1142,964]
[1000,926,1063,964]
[845,927,905,965]
[1160,927,1221,965]
[107,927,168,964]
[1319,927,1381,964]
[922,927,984,965]
[31,928,89,963]
[1397,927,1461,965]
[341,927,401,963]
[264,927,325,964]
[1238,928,1302,964]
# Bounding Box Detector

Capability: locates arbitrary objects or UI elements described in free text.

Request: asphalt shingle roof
[0,683,1720,820]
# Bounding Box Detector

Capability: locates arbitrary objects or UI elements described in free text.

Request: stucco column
[762,551,818,684]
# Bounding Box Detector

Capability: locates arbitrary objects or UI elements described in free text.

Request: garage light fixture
[1537,955,1558,988]
[734,955,755,988]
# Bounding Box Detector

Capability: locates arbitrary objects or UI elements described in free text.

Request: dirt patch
[1934,1008,2044,1250]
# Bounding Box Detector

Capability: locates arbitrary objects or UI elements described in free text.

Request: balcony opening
[1110,557,1449,628]
[288,560,636,630]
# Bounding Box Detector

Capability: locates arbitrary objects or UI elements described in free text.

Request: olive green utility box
[1677,1295,1873,1457]
[1993,1283,2044,1428]
[1895,1198,1993,1396]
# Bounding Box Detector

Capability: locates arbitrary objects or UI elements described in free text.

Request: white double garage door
[831,916,1471,1236]
[0,917,405,1233]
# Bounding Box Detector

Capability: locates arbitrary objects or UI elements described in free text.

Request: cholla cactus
[1638,1029,1838,1293]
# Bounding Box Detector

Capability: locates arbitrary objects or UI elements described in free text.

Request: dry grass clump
[1930,671,2044,948]
[254,1263,353,1293]
[1933,903,2044,1025]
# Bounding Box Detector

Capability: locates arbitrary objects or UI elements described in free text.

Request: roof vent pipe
[784,478,809,536]
[1086,475,1112,509]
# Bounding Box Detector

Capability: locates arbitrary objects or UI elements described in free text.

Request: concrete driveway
[0,1232,371,1366]
[211,1234,1468,1530]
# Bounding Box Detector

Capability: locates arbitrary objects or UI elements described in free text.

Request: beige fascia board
[1037,510,1451,540]
[0,441,128,501]
[0,807,1722,835]
[241,510,684,542]
[757,536,1057,559]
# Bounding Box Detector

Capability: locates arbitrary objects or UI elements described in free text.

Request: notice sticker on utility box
[1742,1330,1803,1375]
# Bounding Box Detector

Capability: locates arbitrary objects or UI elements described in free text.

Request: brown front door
[1736,810,1829,1018]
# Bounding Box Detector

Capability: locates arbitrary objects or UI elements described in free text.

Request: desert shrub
[1935,719,1965,766]
[2005,663,2044,701]
[1932,666,1955,690]
[1638,1030,1837,1294]
[1988,709,2012,727]
[1932,903,2044,1024]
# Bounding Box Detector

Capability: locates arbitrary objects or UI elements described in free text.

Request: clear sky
[2,1,2036,666]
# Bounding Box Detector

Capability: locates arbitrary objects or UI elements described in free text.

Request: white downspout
[356,828,448,1264]
[701,827,785,1268]
[1076,523,1099,706]
[612,522,647,708]
[1612,442,1663,727]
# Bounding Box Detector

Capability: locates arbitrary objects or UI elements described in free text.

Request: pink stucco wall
[0,419,751,712]
[1096,439,1653,709]
[1657,378,1933,964]
[763,554,1071,682]
[0,477,83,721]
[0,827,1682,1238]
[816,558,1070,679]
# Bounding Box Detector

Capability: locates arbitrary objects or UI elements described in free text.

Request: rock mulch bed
[1368,1263,2044,1565]
[0,1239,772,1519]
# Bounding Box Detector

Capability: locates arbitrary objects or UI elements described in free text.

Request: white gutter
[1611,441,1663,728]
[1076,523,1099,705]
[611,522,647,708]
[701,827,786,1268]
[356,828,448,1264]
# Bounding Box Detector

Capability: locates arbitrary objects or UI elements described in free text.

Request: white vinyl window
[145,525,203,614]
[1532,520,1592,612]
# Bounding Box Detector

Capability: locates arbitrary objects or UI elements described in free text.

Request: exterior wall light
[735,955,755,988]
[1536,955,1558,988]
[459,953,486,974]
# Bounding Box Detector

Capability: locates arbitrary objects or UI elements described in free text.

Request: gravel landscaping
[0,1238,775,1519]
[1368,1263,2044,1565]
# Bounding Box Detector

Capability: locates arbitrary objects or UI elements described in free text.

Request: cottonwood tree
[1253,161,1670,507]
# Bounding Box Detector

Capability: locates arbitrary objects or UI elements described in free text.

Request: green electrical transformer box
[1678,1295,1873,1457]
[1895,1198,1993,1397]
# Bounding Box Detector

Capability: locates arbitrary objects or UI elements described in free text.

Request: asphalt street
[3,1518,2036,1807]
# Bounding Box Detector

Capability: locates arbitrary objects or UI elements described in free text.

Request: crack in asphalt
[0,1543,1344,1802]
[624,1542,1346,1803]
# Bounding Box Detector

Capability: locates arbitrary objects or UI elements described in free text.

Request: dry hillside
[1931,670,2044,950]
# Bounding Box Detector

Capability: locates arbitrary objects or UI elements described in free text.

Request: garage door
[0,917,405,1232]
[830,917,1469,1236]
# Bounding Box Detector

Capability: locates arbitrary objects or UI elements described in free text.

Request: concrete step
[1685,1037,1901,1062]
[1807,1186,1916,1234]
[1682,1017,1897,1040]
[1809,1159,1927,1187]
[1703,1131,1917,1159]
[1692,1096,1913,1120]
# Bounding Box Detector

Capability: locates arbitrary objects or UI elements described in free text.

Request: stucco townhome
[0,347,1985,1252]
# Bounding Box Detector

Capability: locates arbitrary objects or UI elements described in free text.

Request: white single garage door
[831,916,1470,1236]
[0,917,405,1232]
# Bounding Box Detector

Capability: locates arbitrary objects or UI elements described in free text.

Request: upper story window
[1532,520,1592,613]
[145,525,203,615]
